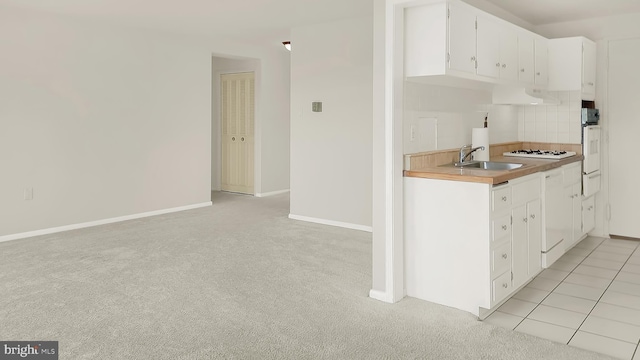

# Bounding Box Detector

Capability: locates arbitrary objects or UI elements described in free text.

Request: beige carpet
[0,191,614,359]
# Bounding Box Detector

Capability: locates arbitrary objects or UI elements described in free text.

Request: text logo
[0,342,57,360]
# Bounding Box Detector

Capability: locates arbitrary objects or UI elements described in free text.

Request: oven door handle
[588,173,601,179]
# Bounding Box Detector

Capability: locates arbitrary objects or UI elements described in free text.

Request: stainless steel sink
[441,161,524,170]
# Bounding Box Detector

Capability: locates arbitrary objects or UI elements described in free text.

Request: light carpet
[0,191,614,359]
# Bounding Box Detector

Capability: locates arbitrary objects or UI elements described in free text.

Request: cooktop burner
[503,149,577,159]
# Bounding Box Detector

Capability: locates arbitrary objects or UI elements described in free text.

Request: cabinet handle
[502,225,507,230]
[523,218,528,223]
[536,72,541,76]
[588,82,594,86]
[502,283,508,289]
[588,206,594,210]
[530,214,536,220]
[502,253,508,259]
[501,196,507,202]
[241,137,245,141]
[496,62,500,67]
[521,68,525,72]
[502,64,507,68]
[471,56,476,61]
[232,136,236,141]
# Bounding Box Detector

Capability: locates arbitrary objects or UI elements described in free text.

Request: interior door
[221,72,255,195]
[609,38,640,238]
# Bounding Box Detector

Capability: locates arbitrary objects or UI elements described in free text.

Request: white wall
[290,16,373,230]
[403,82,519,154]
[0,5,290,238]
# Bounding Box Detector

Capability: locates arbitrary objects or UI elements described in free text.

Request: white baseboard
[255,189,290,198]
[0,201,213,243]
[288,214,373,233]
[369,289,394,303]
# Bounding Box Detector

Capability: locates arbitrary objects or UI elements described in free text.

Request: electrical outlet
[312,102,322,112]
[410,125,416,141]
[24,187,33,200]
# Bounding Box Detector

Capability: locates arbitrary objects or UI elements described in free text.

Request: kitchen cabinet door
[518,33,535,84]
[512,199,542,289]
[571,183,583,247]
[500,30,519,81]
[535,38,548,86]
[582,196,595,234]
[476,15,500,78]
[527,199,542,276]
[582,40,596,99]
[448,1,478,74]
[548,36,596,100]
[512,204,528,290]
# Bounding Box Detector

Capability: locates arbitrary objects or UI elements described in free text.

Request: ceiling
[2,0,640,42]
[481,0,640,25]
[0,0,373,43]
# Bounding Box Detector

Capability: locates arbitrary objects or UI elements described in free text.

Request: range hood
[492,86,561,105]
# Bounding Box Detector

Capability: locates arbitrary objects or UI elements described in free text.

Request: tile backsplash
[403,82,584,155]
[518,91,583,144]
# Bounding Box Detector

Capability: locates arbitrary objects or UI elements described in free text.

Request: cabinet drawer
[492,271,512,304]
[512,176,541,205]
[492,186,511,212]
[492,215,511,243]
[492,242,511,277]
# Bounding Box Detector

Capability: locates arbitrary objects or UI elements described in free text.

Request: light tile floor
[484,236,640,360]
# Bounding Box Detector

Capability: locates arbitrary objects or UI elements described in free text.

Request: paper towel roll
[472,128,490,161]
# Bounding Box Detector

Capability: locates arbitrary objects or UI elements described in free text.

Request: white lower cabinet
[562,162,585,250]
[582,195,596,234]
[404,172,542,317]
[508,175,542,293]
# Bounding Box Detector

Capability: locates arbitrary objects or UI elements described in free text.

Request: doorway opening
[211,56,260,198]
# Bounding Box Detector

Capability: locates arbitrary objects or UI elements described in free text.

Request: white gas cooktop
[503,149,577,160]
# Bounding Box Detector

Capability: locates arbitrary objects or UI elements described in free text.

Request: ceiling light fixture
[282,41,291,51]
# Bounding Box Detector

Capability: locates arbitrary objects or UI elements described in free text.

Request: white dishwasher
[542,168,567,267]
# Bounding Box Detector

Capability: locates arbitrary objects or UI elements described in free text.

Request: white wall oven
[582,108,601,197]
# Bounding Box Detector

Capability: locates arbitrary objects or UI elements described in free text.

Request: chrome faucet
[458,144,485,164]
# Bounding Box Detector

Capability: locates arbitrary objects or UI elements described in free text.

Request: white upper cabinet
[534,38,549,86]
[448,0,478,74]
[404,1,478,78]
[582,40,596,98]
[476,16,518,81]
[548,36,597,100]
[404,0,550,91]
[517,33,535,84]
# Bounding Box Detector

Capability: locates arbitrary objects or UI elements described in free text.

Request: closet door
[221,72,254,194]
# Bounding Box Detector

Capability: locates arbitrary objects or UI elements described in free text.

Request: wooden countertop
[404,155,584,184]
